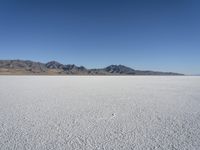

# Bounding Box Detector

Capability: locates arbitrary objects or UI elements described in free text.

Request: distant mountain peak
[105,64,135,74]
[0,60,184,75]
[45,61,64,69]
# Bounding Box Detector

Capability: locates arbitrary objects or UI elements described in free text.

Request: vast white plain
[0,76,200,150]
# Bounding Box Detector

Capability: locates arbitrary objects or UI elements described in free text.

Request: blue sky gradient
[0,0,199,74]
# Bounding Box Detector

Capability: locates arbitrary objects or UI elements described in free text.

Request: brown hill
[0,60,184,75]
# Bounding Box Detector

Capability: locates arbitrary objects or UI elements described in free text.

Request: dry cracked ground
[0,76,200,149]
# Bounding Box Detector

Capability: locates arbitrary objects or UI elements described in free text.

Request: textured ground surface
[0,76,200,150]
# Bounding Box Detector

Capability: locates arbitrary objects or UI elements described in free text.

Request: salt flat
[0,76,200,150]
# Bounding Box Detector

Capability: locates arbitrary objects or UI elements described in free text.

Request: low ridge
[0,60,184,75]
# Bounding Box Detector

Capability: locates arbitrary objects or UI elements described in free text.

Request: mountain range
[0,60,183,75]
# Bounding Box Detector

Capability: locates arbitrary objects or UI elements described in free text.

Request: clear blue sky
[0,0,199,74]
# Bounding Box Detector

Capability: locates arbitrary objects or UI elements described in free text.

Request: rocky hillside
[0,60,183,75]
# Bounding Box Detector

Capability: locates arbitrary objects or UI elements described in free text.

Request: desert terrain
[0,76,200,149]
